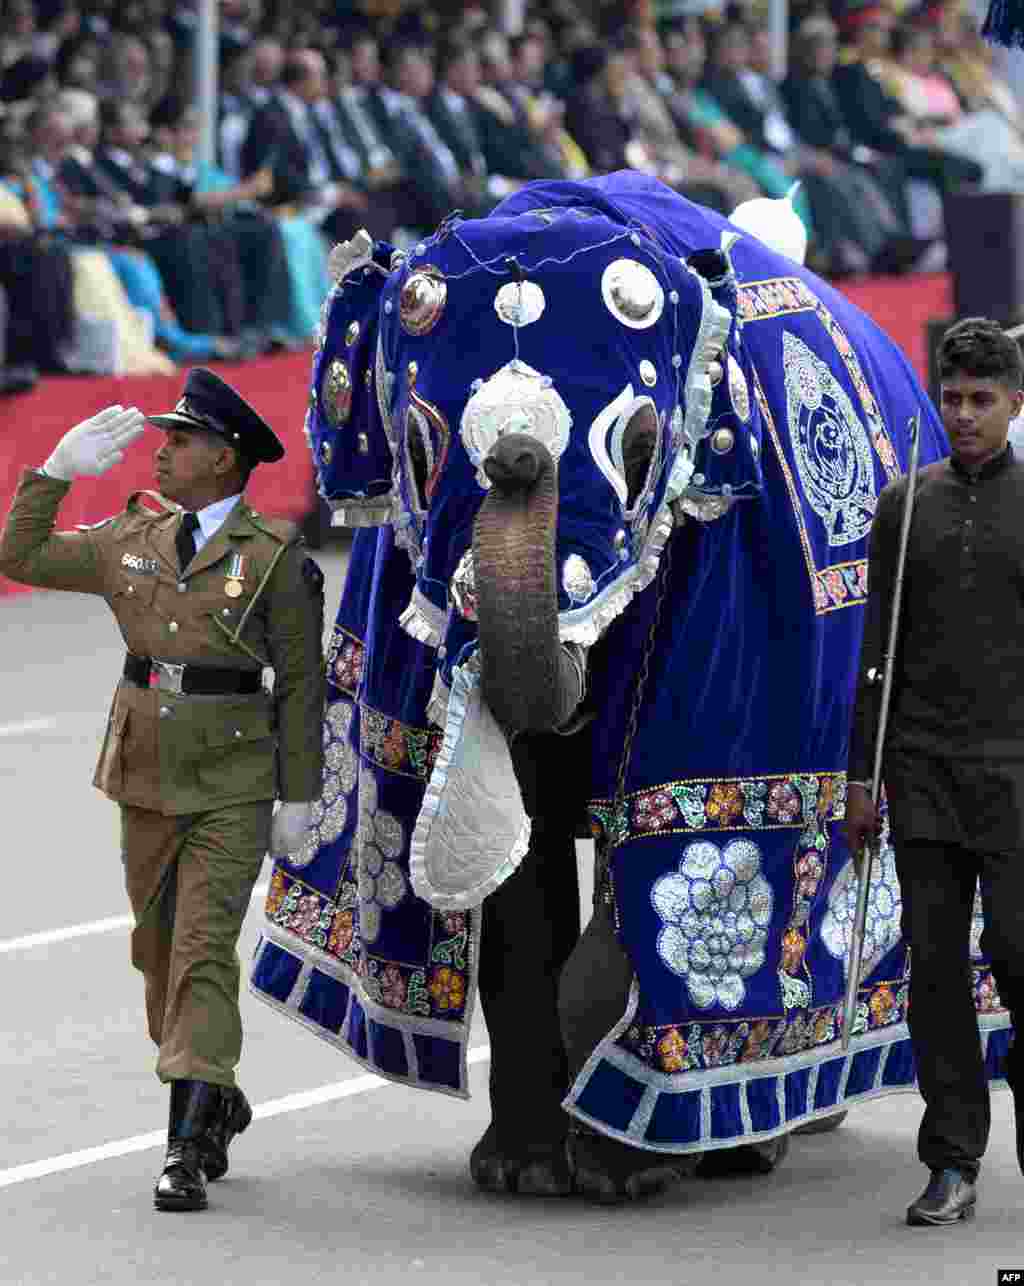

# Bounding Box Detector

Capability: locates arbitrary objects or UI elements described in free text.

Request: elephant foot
[696,1132,790,1178]
[791,1110,848,1136]
[569,1126,700,1205]
[469,1123,573,1197]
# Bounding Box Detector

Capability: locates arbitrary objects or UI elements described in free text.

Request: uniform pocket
[94,707,130,796]
[194,704,276,800]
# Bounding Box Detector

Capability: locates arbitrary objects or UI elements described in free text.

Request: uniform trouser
[120,800,273,1087]
[895,838,1024,1181]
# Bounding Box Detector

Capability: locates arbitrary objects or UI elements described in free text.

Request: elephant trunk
[473,434,581,735]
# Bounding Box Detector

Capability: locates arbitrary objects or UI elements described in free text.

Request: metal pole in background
[769,0,788,82]
[195,0,219,169]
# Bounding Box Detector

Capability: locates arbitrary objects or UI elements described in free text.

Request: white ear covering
[728,183,808,266]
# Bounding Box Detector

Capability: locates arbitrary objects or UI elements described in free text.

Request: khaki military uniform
[0,469,325,1085]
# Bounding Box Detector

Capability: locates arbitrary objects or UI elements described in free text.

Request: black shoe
[154,1140,208,1211]
[153,1079,220,1212]
[906,1168,976,1226]
[201,1086,253,1182]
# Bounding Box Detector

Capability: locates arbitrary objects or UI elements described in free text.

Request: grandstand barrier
[1,273,953,600]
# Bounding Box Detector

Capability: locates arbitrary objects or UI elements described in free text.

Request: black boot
[906,1168,977,1226]
[153,1080,219,1212]
[201,1086,253,1181]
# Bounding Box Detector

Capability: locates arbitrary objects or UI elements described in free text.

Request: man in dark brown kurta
[0,370,325,1213]
[847,317,1024,1226]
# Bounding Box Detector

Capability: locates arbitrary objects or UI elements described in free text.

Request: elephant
[250,171,1014,1202]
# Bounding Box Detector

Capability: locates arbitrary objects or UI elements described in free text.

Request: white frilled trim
[426,670,451,729]
[410,653,531,910]
[328,496,395,528]
[557,281,732,649]
[327,230,379,283]
[398,587,447,648]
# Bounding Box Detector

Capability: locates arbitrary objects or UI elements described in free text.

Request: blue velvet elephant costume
[250,172,1012,1199]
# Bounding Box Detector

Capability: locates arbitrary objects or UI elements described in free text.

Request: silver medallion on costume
[782,331,876,547]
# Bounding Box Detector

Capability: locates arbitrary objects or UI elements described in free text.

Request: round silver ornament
[727,355,751,422]
[711,428,735,455]
[494,280,546,327]
[601,259,664,329]
[561,554,595,604]
[639,359,657,387]
[400,271,447,336]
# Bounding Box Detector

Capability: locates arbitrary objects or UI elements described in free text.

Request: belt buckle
[150,660,185,694]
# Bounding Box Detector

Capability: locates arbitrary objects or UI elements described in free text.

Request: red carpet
[1,273,954,599]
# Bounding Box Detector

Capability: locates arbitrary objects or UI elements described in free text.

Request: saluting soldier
[0,369,325,1213]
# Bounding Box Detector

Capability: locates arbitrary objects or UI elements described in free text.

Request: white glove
[270,801,314,858]
[42,405,147,481]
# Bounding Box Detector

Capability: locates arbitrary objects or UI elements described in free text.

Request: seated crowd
[0,0,1019,394]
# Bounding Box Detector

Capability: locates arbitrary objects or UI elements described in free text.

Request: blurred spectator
[0,118,73,374]
[1,0,58,102]
[830,0,982,228]
[15,99,237,368]
[887,21,1024,192]
[241,48,379,243]
[370,41,466,229]
[148,94,299,350]
[53,30,103,89]
[97,31,154,107]
[0,282,40,394]
[218,37,283,177]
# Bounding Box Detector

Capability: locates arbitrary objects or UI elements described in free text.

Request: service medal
[225,552,246,598]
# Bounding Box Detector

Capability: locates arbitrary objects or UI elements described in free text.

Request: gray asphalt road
[1,538,1021,1286]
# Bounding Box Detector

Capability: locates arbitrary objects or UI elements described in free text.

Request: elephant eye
[621,404,659,511]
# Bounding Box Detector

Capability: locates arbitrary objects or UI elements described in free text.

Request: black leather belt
[124,652,261,695]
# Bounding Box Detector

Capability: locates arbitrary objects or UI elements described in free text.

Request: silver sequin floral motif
[651,839,773,1010]
[289,699,358,868]
[821,823,901,981]
[561,553,595,604]
[356,768,408,942]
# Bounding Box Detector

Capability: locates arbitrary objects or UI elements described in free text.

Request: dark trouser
[895,838,1024,1180]
[225,211,292,334]
[0,234,74,368]
[121,801,272,1087]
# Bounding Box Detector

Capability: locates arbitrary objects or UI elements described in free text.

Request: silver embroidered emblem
[561,554,595,604]
[783,331,876,547]
[460,360,571,488]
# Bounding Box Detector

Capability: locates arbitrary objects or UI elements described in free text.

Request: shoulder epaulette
[243,506,300,545]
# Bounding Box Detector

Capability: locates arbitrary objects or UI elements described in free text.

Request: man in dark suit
[95,99,245,339]
[239,48,377,244]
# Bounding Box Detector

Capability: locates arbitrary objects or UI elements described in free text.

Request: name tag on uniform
[121,553,159,573]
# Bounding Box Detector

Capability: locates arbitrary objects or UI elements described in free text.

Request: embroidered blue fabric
[251,172,1013,1142]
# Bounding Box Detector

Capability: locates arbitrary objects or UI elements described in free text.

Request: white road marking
[0,1045,491,1189]
[0,717,58,737]
[0,882,271,954]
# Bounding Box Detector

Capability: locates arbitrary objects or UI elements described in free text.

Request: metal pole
[768,0,788,82]
[841,411,921,1053]
[194,0,219,169]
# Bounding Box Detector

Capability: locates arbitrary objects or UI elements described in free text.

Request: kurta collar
[949,442,1013,483]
